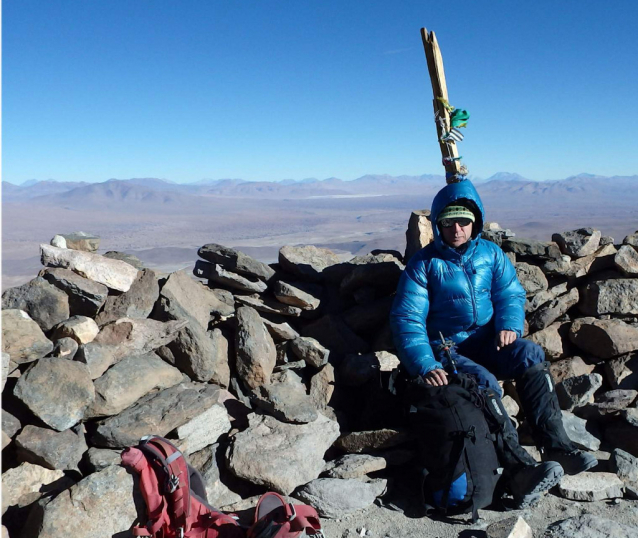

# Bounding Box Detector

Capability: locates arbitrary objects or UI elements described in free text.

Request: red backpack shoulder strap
[249,492,323,538]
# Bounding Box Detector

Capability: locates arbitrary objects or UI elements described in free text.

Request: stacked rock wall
[1,223,638,537]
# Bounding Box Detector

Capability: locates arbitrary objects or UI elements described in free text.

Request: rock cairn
[1,222,638,537]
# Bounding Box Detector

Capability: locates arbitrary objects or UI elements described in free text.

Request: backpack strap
[250,492,323,538]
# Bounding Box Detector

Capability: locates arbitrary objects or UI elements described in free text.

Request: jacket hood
[430,180,485,253]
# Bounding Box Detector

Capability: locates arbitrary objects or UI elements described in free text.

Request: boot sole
[513,464,564,508]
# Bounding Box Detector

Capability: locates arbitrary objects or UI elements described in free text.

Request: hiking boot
[543,449,598,475]
[509,461,564,507]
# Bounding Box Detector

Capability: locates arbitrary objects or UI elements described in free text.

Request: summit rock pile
[1,222,638,537]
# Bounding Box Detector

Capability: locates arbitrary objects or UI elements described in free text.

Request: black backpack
[404,372,502,521]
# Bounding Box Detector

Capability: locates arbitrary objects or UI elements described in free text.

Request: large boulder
[74,342,117,379]
[40,268,108,318]
[556,373,603,411]
[579,278,638,316]
[227,413,340,494]
[302,315,368,355]
[294,478,387,518]
[15,425,88,471]
[87,353,183,418]
[40,244,139,292]
[2,463,65,515]
[605,352,638,390]
[95,269,160,325]
[1,278,70,332]
[546,515,638,538]
[235,306,276,389]
[92,382,223,448]
[552,228,602,258]
[198,244,275,281]
[561,411,600,451]
[289,337,329,368]
[56,231,100,252]
[340,254,404,296]
[526,323,565,360]
[14,358,94,431]
[527,288,579,332]
[174,404,231,455]
[278,245,341,282]
[26,465,141,538]
[614,244,638,276]
[501,238,562,260]
[404,210,433,263]
[2,310,53,364]
[569,317,638,359]
[252,370,318,424]
[515,262,548,296]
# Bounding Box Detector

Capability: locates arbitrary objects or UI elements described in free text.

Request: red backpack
[121,435,324,538]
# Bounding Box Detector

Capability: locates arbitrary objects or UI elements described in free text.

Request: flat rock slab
[527,323,565,360]
[175,403,231,455]
[545,514,638,538]
[235,306,276,389]
[552,228,601,258]
[52,315,99,345]
[14,358,94,431]
[227,413,340,495]
[335,429,410,453]
[41,244,139,292]
[74,342,117,379]
[208,264,267,293]
[279,245,341,282]
[557,472,623,501]
[263,319,299,341]
[87,352,183,418]
[615,244,638,276]
[561,411,601,451]
[95,268,160,325]
[15,425,88,471]
[550,356,595,384]
[501,238,562,260]
[528,288,579,332]
[487,516,532,538]
[58,231,100,252]
[272,280,320,310]
[1,462,65,515]
[29,465,141,538]
[2,309,53,364]
[198,244,275,281]
[294,478,387,518]
[580,278,638,316]
[324,454,387,479]
[569,317,638,359]
[289,336,329,368]
[40,267,108,318]
[86,447,122,472]
[340,258,404,295]
[252,370,318,424]
[92,382,223,448]
[235,294,302,317]
[2,277,70,332]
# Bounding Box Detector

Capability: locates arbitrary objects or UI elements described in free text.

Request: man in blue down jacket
[390,180,597,487]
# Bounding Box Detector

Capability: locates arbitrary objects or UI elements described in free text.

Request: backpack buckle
[168,474,180,493]
[288,503,297,522]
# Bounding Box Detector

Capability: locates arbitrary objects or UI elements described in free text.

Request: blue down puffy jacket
[390,180,526,377]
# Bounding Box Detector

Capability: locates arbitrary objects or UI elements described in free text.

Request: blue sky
[4,0,638,184]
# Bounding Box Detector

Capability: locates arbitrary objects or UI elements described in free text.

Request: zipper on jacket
[461,263,477,325]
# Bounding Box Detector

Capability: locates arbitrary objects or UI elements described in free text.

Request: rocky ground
[2,222,638,538]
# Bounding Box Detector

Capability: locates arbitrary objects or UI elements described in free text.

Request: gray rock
[41,244,139,292]
[624,232,638,248]
[50,337,79,360]
[564,243,617,278]
[93,317,187,360]
[605,409,638,457]
[93,382,223,448]
[2,277,70,332]
[549,356,595,384]
[340,255,404,295]
[235,306,276,389]
[289,337,329,368]
[175,403,231,455]
[605,352,638,389]
[611,448,638,485]
[502,395,520,418]
[14,358,94,431]
[272,281,320,310]
[87,352,183,418]
[557,373,603,411]
[235,294,302,317]
[324,454,387,479]
[1,353,9,392]
[525,283,568,313]
[252,370,318,424]
[294,478,386,519]
[208,264,268,294]
[615,244,638,276]
[28,465,141,538]
[528,288,579,332]
[515,262,548,296]
[335,429,410,454]
[557,472,623,501]
[58,231,100,252]
[50,235,66,248]
[227,413,340,495]
[542,254,572,276]
[303,315,368,355]
[404,210,433,263]
[263,319,299,341]
[341,296,395,334]
[501,238,562,260]
[86,447,122,472]
[552,228,602,258]
[575,390,638,420]
[103,250,145,269]
[2,410,21,439]
[310,363,335,411]
[74,342,117,379]
[527,323,565,360]
[95,269,160,325]
[15,425,87,471]
[487,516,532,538]
[278,245,341,282]
[189,445,241,507]
[545,514,638,538]
[1,310,53,363]
[40,267,109,318]
[198,244,275,281]
[569,317,638,359]
[579,278,638,316]
[1,463,65,515]
[51,315,99,345]
[561,411,600,451]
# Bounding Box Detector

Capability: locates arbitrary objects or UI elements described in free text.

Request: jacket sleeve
[389,257,442,377]
[491,246,526,336]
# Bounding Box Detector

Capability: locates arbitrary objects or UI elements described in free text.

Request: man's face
[440,218,473,248]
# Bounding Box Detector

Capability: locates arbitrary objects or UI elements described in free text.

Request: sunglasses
[439,217,473,228]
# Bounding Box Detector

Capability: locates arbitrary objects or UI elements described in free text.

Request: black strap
[440,427,474,510]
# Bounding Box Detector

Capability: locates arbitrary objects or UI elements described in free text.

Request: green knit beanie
[437,205,476,223]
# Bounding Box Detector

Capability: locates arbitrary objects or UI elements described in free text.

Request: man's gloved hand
[496,330,517,351]
[423,368,448,386]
